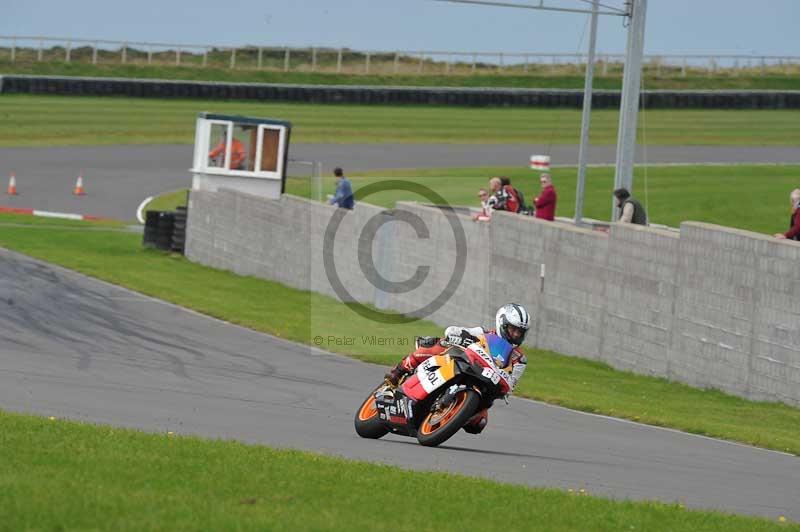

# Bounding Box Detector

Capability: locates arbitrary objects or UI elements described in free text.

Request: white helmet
[495,303,531,346]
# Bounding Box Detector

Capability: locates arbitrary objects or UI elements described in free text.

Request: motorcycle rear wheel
[416,389,480,447]
[354,389,390,439]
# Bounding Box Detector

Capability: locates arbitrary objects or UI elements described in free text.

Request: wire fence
[2,35,799,77]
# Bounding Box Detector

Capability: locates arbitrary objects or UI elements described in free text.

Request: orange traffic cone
[73,172,86,196]
[7,172,18,195]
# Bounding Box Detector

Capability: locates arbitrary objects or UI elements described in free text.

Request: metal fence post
[147,45,153,65]
[10,36,15,63]
[365,52,370,74]
[311,47,317,71]
[337,48,343,73]
[202,49,207,67]
[445,54,451,74]
[230,48,236,69]
[176,48,181,66]
[393,52,399,74]
[523,54,529,73]
[37,40,43,61]
[418,51,424,73]
[92,42,98,64]
[314,162,323,202]
[471,53,476,74]
[284,47,290,71]
[121,42,126,64]
[65,41,71,62]
[257,47,263,69]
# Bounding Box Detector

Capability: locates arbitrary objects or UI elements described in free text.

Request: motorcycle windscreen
[484,333,514,368]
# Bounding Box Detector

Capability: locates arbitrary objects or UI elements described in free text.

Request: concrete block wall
[602,223,679,376]
[185,189,800,407]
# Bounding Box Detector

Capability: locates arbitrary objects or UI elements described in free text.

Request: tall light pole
[431,0,638,223]
[612,0,648,220]
[574,0,599,224]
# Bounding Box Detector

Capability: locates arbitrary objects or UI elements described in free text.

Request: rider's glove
[416,336,440,349]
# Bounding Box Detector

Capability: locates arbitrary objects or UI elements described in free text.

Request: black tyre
[416,389,480,447]
[354,390,389,439]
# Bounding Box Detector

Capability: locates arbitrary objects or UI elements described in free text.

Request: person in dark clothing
[329,167,355,210]
[774,188,800,240]
[613,188,647,225]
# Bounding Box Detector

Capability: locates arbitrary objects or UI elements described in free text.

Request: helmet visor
[505,324,526,344]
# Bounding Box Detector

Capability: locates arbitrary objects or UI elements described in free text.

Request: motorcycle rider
[384,303,531,434]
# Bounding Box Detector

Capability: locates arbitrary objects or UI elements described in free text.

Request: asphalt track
[1,248,798,521]
[1,143,799,220]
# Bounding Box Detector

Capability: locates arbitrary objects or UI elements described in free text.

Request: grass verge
[2,410,793,531]
[1,212,799,456]
[4,59,800,90]
[143,188,189,214]
[1,94,798,146]
[162,164,800,235]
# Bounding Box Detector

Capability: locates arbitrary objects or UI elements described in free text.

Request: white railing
[1,35,798,77]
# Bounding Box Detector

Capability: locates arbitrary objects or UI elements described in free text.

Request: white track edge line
[136,196,154,224]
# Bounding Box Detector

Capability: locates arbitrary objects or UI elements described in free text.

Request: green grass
[1,94,798,146]
[5,59,800,90]
[288,164,800,235]
[2,410,794,531]
[143,188,188,214]
[156,164,800,236]
[1,212,800,457]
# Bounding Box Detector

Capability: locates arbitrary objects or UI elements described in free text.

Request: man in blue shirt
[329,167,355,210]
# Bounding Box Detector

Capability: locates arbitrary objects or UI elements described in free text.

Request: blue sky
[3,0,799,56]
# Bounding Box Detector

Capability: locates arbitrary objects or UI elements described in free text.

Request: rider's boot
[462,408,489,434]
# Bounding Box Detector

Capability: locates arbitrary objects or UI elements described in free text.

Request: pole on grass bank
[612,0,647,221]
[574,0,599,225]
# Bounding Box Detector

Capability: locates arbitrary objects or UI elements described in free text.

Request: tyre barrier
[2,75,799,109]
[143,209,186,254]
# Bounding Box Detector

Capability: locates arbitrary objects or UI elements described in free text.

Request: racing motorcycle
[354,333,514,447]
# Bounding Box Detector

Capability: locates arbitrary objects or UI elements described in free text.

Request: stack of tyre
[142,207,187,254]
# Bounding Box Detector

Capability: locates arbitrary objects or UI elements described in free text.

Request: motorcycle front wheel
[354,388,390,439]
[416,389,480,447]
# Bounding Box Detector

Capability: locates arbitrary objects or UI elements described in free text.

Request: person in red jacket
[774,188,800,241]
[533,173,557,221]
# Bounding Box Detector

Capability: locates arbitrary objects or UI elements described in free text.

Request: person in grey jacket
[614,188,647,225]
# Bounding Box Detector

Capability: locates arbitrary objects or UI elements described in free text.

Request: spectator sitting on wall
[499,176,524,214]
[489,177,513,212]
[329,167,355,210]
[774,188,800,240]
[614,188,648,225]
[208,132,246,170]
[533,173,557,221]
[472,188,494,222]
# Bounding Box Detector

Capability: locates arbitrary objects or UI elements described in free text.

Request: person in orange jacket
[208,132,246,170]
